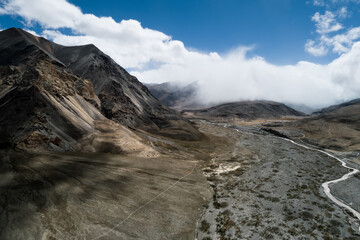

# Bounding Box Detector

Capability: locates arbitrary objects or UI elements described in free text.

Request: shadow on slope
[0,149,209,239]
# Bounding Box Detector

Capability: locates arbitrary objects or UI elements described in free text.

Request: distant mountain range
[182,100,305,120]
[0,28,200,152]
[147,82,306,119]
[145,82,203,110]
[147,81,317,114]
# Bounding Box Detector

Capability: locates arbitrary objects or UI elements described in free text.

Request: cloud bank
[133,44,360,107]
[1,0,360,108]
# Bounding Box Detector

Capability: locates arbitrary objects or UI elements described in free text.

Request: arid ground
[1,119,360,239]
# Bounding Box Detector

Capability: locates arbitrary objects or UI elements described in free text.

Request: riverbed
[195,122,360,239]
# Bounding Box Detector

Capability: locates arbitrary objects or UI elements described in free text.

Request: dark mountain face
[146,82,202,110]
[52,45,200,140]
[0,28,200,151]
[0,37,104,151]
[183,100,305,120]
[52,45,172,128]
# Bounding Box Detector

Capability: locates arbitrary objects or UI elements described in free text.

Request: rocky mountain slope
[182,100,305,120]
[0,28,200,152]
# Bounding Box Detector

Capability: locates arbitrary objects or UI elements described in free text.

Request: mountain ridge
[0,28,200,153]
[182,100,305,120]
[313,98,360,115]
[269,98,360,151]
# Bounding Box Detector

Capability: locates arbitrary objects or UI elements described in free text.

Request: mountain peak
[0,28,201,153]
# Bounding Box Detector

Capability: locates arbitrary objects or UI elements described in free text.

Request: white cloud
[0,0,184,69]
[311,11,343,34]
[322,27,360,54]
[337,7,349,18]
[307,26,360,56]
[305,39,328,56]
[331,0,360,3]
[133,44,360,108]
[306,8,360,57]
[313,0,325,6]
[314,0,360,7]
[1,0,360,108]
[0,0,82,28]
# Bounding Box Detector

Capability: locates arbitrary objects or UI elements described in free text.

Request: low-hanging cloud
[1,0,360,108]
[133,44,360,108]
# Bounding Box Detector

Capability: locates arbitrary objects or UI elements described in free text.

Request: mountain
[291,99,360,151]
[286,103,315,114]
[146,82,203,110]
[0,28,200,152]
[312,98,360,115]
[147,82,314,116]
[182,100,305,120]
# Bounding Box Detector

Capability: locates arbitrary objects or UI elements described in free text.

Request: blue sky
[69,0,316,64]
[2,0,360,64]
[1,0,360,107]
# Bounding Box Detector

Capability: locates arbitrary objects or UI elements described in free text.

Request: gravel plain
[195,122,360,240]
[1,120,359,240]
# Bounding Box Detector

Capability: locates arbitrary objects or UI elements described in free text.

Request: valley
[1,28,360,240]
[1,119,360,239]
[194,121,360,240]
[0,150,210,239]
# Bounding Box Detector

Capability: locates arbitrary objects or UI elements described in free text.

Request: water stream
[283,138,360,231]
[208,121,360,231]
[224,122,360,231]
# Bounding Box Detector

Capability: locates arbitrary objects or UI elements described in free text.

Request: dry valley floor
[1,120,359,239]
